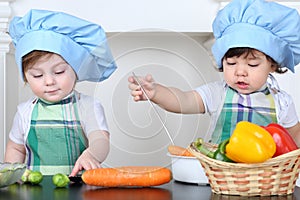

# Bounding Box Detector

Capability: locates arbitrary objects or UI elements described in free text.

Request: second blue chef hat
[212,0,300,72]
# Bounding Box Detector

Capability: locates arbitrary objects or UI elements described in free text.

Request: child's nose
[44,75,56,86]
[235,64,247,76]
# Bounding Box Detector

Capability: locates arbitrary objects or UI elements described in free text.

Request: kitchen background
[1,0,300,168]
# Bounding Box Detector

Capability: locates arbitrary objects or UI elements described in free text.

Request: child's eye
[248,64,259,67]
[226,62,236,66]
[55,71,65,75]
[33,74,42,78]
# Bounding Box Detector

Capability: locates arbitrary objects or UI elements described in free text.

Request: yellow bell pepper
[225,121,276,163]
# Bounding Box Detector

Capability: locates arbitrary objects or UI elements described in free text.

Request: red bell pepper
[263,123,298,157]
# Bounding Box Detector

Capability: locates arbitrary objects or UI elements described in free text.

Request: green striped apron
[211,86,277,144]
[25,93,87,175]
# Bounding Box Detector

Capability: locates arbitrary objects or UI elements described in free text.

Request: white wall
[1,0,222,162]
[3,0,300,168]
[3,0,222,165]
[9,0,219,32]
[14,33,221,167]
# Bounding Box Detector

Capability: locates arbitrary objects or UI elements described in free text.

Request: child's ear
[270,64,277,72]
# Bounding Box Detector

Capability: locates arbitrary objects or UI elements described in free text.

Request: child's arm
[4,139,26,163]
[70,130,109,176]
[128,74,205,114]
[287,122,300,147]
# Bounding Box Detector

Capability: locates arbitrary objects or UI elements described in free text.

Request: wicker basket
[188,143,300,196]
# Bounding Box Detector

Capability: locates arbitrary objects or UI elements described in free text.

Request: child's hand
[69,149,101,176]
[128,74,156,101]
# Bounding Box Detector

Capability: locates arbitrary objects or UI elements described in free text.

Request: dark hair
[219,47,287,74]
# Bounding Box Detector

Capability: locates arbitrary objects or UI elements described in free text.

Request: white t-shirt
[195,80,299,139]
[9,91,108,145]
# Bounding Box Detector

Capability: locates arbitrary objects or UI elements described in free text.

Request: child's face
[24,53,77,102]
[222,50,276,94]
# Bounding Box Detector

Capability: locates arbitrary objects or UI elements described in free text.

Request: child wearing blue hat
[128,0,300,145]
[5,9,117,176]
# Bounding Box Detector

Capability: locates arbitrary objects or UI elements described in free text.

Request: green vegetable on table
[52,173,70,188]
[21,169,43,185]
[21,169,31,182]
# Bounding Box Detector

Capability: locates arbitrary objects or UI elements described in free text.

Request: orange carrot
[82,166,172,187]
[168,145,194,157]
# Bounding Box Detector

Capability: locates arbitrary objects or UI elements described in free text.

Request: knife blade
[69,176,82,183]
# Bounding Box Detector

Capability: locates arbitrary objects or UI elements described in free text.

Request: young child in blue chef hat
[5,9,117,176]
[128,0,300,146]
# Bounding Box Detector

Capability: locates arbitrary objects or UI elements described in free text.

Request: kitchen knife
[69,176,82,183]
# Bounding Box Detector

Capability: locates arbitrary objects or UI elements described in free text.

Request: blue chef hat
[9,9,117,82]
[212,0,300,72]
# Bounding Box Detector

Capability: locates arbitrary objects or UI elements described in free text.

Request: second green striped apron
[211,86,277,144]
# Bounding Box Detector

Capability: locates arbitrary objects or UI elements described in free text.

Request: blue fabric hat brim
[9,9,117,82]
[15,30,90,79]
[212,23,294,72]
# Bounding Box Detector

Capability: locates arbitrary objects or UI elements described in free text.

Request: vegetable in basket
[168,145,194,157]
[225,121,276,163]
[263,123,298,157]
[193,138,234,162]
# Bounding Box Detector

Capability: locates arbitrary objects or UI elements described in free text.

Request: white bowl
[167,153,208,185]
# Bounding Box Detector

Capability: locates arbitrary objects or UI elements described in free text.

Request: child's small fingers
[90,161,101,169]
[128,76,135,83]
[145,74,154,82]
[70,164,80,176]
[134,95,142,102]
[81,160,100,171]
[131,90,142,98]
[128,83,139,90]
